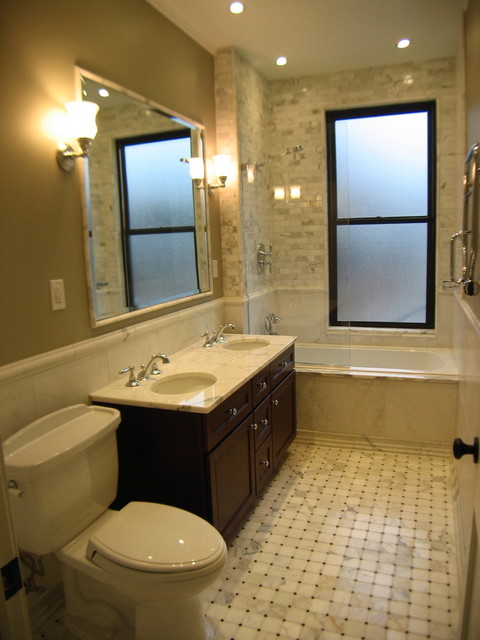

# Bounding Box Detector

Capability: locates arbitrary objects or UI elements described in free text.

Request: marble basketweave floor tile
[34,442,459,640]
[204,442,458,640]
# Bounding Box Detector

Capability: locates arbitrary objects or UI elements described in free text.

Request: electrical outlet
[50,279,66,310]
[212,260,219,278]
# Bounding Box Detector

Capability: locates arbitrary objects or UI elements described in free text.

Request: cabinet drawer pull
[260,418,269,426]
[251,422,258,431]
[229,407,238,416]
[280,361,288,368]
[272,399,279,406]
[260,460,270,467]
[257,381,267,389]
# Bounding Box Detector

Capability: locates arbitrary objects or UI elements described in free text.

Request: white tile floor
[35,441,459,640]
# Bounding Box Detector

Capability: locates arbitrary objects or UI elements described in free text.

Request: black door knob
[453,437,479,463]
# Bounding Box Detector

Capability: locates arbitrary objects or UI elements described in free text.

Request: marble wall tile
[0,299,224,441]
[215,48,463,350]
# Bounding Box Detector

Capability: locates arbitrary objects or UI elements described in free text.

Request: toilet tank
[3,404,121,555]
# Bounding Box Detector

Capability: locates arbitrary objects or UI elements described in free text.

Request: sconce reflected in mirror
[187,154,232,194]
[56,100,99,173]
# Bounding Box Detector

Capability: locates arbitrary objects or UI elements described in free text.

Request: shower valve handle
[453,437,479,463]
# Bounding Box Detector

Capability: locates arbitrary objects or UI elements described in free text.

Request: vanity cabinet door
[255,434,274,494]
[271,371,296,468]
[208,416,255,541]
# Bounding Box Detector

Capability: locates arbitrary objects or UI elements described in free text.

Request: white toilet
[3,404,227,640]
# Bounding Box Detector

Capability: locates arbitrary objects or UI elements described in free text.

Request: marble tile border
[296,429,452,458]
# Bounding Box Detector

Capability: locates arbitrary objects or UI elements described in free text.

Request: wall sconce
[245,163,256,184]
[188,154,232,194]
[209,154,232,191]
[188,157,205,190]
[273,185,302,202]
[56,101,99,173]
[290,185,302,199]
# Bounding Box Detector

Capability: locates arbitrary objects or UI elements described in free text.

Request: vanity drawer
[270,346,295,387]
[251,396,271,450]
[251,366,270,407]
[204,382,252,451]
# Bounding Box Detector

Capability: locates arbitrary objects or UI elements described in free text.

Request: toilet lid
[88,502,225,573]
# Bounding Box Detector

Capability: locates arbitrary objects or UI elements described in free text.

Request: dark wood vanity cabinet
[98,345,296,541]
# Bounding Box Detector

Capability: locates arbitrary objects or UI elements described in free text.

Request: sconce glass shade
[274,186,285,200]
[57,101,99,172]
[213,154,232,178]
[188,157,205,180]
[246,163,256,184]
[290,185,302,199]
[65,101,99,140]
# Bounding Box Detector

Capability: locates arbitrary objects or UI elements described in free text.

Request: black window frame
[116,129,200,310]
[326,101,437,329]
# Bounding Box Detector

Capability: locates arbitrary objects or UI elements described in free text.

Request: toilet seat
[86,502,226,575]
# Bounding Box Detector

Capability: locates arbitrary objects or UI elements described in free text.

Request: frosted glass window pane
[124,137,194,228]
[337,223,427,323]
[128,233,199,309]
[335,112,428,218]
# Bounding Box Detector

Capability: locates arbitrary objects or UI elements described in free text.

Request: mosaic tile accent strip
[204,442,459,640]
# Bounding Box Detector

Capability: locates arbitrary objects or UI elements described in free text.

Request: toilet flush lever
[453,437,479,463]
[8,480,24,498]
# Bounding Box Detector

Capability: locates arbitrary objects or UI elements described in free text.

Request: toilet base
[136,596,214,640]
[63,598,214,640]
[64,611,134,640]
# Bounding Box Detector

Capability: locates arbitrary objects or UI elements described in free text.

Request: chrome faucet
[201,323,236,347]
[137,353,170,381]
[213,323,236,343]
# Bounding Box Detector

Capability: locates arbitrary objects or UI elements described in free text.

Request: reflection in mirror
[77,68,210,325]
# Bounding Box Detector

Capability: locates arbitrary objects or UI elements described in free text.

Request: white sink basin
[151,373,217,395]
[222,338,270,351]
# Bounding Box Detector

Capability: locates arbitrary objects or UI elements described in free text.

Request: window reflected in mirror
[78,68,210,325]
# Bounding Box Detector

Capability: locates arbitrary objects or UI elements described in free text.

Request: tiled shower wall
[215,49,464,348]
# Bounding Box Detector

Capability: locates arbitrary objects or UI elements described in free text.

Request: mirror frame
[74,67,213,328]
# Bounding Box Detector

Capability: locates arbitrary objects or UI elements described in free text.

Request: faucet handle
[119,366,140,387]
[201,330,214,348]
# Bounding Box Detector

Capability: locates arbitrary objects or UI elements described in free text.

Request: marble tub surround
[90,334,296,413]
[296,371,458,444]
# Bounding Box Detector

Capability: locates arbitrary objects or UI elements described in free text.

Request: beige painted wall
[0,0,222,366]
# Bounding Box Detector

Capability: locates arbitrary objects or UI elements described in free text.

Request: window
[326,102,436,329]
[117,130,200,310]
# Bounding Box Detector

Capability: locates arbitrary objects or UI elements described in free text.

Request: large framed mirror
[76,67,211,326]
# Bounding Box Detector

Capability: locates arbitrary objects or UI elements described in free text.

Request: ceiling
[146,0,467,80]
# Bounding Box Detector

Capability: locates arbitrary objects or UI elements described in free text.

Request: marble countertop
[90,334,296,414]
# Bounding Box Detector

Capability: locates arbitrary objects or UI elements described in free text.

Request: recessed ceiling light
[98,88,110,98]
[397,38,411,49]
[230,1,244,14]
[276,56,287,66]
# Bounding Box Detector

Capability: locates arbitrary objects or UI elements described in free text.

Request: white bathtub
[294,343,459,445]
[295,343,458,380]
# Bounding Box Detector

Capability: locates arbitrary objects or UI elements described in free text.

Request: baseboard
[295,428,451,457]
